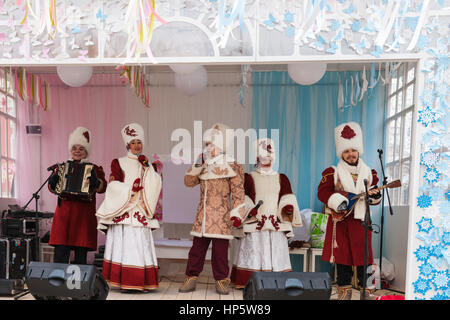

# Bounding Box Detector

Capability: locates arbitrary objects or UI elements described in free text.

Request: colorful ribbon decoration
[5,67,51,111]
[117,65,150,108]
[20,0,57,39]
[124,0,167,60]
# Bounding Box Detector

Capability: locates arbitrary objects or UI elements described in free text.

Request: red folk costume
[96,123,162,291]
[49,127,107,253]
[317,122,382,299]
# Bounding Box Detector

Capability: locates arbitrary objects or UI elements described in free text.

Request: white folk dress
[230,169,302,288]
[96,152,162,291]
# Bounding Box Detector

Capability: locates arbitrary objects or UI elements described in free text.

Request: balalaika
[52,161,96,201]
[329,179,402,221]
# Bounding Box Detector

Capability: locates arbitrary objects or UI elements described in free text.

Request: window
[384,62,415,206]
[0,68,17,198]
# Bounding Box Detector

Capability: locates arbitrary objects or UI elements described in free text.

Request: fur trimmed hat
[121,123,145,147]
[68,127,91,156]
[253,138,276,165]
[204,122,232,153]
[334,122,364,158]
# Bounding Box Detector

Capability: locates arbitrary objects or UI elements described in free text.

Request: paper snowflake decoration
[415,245,432,262]
[430,293,447,300]
[424,168,441,184]
[418,106,438,127]
[417,194,433,208]
[431,270,449,290]
[419,262,435,277]
[420,151,440,168]
[443,232,450,245]
[413,277,431,295]
[430,244,445,258]
[444,287,450,299]
[417,217,434,233]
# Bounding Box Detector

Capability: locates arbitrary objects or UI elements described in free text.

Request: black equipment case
[0,238,31,280]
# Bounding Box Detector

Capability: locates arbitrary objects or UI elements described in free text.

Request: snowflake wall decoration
[417,217,434,233]
[420,151,440,169]
[417,194,433,209]
[418,106,438,127]
[431,270,449,290]
[424,168,441,184]
[413,277,431,295]
[415,245,432,262]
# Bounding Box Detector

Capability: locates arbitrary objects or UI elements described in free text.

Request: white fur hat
[121,123,145,147]
[253,138,276,165]
[204,122,232,153]
[334,122,364,158]
[68,127,91,156]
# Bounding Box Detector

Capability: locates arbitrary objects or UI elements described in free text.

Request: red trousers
[186,236,229,281]
[321,214,373,266]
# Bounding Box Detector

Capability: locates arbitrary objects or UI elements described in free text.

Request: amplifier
[1,218,37,237]
[243,271,332,300]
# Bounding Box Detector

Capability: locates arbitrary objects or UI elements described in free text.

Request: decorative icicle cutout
[359,66,368,101]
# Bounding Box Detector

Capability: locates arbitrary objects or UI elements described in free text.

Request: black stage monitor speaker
[243,271,331,300]
[25,261,109,300]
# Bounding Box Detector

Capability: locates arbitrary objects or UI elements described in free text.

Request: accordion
[52,161,96,201]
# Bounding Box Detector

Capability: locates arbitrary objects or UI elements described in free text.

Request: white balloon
[287,62,327,85]
[57,65,93,87]
[169,64,202,74]
[174,66,208,96]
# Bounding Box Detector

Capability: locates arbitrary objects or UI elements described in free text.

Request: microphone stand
[377,149,394,286]
[14,172,53,300]
[361,179,372,301]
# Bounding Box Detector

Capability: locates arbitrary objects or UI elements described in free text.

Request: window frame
[0,68,17,199]
[384,62,416,206]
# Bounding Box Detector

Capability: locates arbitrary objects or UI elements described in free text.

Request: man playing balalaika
[317,122,382,300]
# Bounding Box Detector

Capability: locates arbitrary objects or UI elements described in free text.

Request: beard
[343,156,359,166]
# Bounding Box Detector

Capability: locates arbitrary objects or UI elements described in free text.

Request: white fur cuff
[186,163,204,176]
[327,193,348,212]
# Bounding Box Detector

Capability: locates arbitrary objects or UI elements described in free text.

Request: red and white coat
[317,159,381,265]
[96,153,162,230]
[238,170,302,237]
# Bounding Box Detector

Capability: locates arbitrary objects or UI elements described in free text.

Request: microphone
[194,153,205,168]
[47,164,59,172]
[254,200,264,210]
[138,154,149,167]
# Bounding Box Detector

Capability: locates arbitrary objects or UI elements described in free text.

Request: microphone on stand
[47,164,59,172]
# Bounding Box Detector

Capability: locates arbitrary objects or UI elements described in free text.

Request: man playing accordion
[48,126,107,264]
